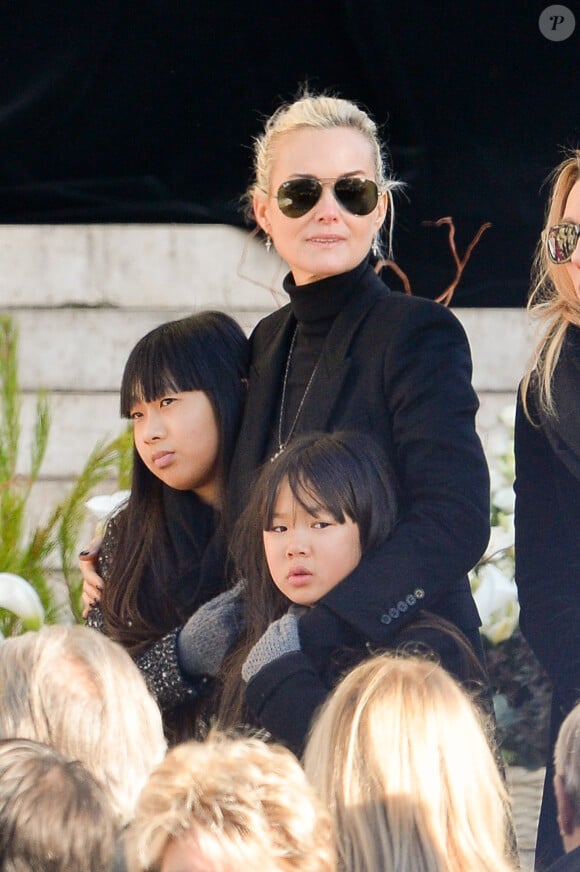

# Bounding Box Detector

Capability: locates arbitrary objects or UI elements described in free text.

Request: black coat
[229,262,490,664]
[514,325,580,871]
[546,847,580,872]
[514,329,580,700]
[245,617,488,756]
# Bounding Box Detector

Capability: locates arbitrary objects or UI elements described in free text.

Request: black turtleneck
[268,257,371,456]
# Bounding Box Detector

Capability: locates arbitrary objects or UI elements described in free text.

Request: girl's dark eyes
[160,397,177,407]
[266,521,333,532]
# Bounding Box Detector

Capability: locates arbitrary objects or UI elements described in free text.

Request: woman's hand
[79,537,104,618]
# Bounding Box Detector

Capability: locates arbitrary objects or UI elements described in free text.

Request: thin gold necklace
[271,326,321,462]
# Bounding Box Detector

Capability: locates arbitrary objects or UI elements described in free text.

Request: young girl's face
[130,390,220,505]
[263,478,362,607]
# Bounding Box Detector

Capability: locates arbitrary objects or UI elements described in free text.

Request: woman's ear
[374,191,389,232]
[253,192,270,235]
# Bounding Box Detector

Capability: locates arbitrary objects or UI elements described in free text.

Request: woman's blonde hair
[126,730,335,872]
[521,150,580,418]
[0,624,167,827]
[303,653,516,872]
[246,89,401,257]
[0,737,118,872]
[554,701,580,829]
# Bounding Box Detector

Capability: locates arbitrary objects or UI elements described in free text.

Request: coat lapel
[228,266,387,520]
[302,272,385,431]
[227,311,295,519]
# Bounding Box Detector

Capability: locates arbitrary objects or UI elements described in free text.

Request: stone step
[0,224,283,308]
[8,306,532,394]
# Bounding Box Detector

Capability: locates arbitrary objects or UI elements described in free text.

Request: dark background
[1,2,578,306]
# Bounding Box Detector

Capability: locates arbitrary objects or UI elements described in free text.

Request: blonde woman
[227,89,490,697]
[0,624,167,828]
[126,731,335,872]
[303,653,516,872]
[514,151,580,870]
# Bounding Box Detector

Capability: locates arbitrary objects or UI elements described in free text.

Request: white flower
[486,523,514,558]
[469,404,519,644]
[0,573,45,633]
[489,464,510,494]
[498,404,516,431]
[471,563,520,645]
[492,485,515,514]
[486,429,512,460]
[85,490,130,520]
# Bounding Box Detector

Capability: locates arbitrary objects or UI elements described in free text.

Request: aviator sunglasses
[546,222,580,264]
[276,176,380,218]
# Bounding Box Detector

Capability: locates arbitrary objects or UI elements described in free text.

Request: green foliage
[0,315,131,632]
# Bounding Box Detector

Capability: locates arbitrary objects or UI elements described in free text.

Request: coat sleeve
[514,389,580,697]
[85,510,205,711]
[300,301,490,653]
[244,651,330,757]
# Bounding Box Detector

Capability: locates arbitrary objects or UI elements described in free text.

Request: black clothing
[229,257,490,742]
[514,325,580,871]
[246,617,488,756]
[87,489,222,743]
[546,847,580,872]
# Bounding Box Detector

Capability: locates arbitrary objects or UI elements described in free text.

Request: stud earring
[265,234,272,253]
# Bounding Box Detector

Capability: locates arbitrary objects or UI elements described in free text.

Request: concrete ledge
[10,307,532,394]
[1,225,531,530]
[455,309,534,393]
[10,308,271,392]
[0,224,285,308]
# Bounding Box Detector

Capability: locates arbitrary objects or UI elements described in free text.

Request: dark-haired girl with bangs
[81,311,249,742]
[218,430,488,755]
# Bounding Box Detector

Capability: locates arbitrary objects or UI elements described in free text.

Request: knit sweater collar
[282,256,370,325]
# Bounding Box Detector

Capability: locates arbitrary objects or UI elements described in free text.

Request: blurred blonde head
[303,653,515,872]
[0,737,118,872]
[554,701,580,831]
[127,730,335,872]
[0,624,166,826]
[522,150,580,416]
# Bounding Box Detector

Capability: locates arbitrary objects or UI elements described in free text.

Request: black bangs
[256,431,399,552]
[119,321,206,417]
[260,438,357,529]
[287,466,349,523]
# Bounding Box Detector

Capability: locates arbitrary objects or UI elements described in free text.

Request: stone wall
[1,224,534,547]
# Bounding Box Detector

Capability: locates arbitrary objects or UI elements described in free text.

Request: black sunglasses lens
[334,178,379,215]
[547,224,580,264]
[277,179,322,218]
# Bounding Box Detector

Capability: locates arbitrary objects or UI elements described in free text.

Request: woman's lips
[307,235,345,245]
[151,451,174,469]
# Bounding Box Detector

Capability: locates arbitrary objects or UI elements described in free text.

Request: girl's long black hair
[100,311,249,653]
[217,429,399,728]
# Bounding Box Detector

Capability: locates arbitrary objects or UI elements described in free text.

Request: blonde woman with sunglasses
[514,151,580,871]
[224,90,491,714]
